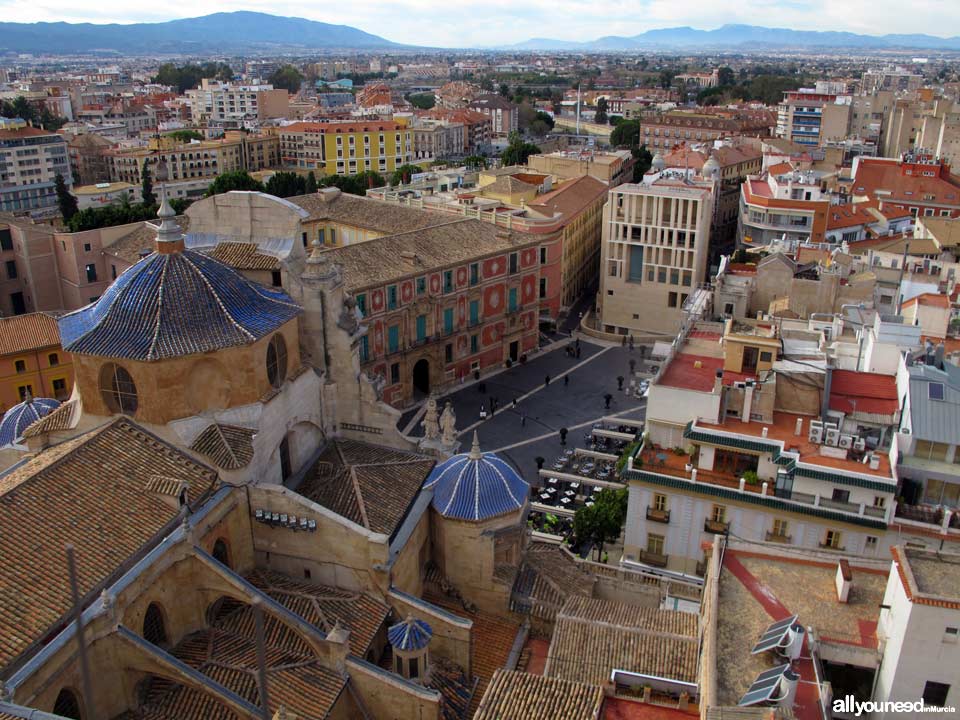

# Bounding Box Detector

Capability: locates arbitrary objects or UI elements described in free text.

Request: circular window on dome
[266,333,288,389]
[99,363,138,414]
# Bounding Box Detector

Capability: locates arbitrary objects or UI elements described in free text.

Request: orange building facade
[0,313,73,415]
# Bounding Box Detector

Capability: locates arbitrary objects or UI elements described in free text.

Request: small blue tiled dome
[388,616,432,652]
[0,396,60,446]
[58,249,301,361]
[424,432,529,521]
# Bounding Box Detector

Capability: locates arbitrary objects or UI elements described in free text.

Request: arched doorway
[212,538,231,568]
[412,358,430,397]
[53,688,82,719]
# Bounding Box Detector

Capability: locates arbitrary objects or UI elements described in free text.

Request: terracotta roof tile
[0,418,218,670]
[0,313,62,356]
[190,423,256,471]
[474,669,604,720]
[204,242,280,271]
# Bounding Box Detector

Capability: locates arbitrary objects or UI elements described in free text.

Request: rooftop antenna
[66,545,95,719]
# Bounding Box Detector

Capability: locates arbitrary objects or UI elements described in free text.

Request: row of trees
[0,96,66,131]
[153,62,233,93]
[205,164,424,200]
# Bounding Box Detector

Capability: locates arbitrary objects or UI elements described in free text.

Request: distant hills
[0,12,405,54]
[506,24,960,51]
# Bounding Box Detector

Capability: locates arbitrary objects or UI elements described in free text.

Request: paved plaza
[399,336,651,487]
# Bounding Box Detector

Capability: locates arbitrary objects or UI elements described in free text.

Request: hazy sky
[0,0,955,47]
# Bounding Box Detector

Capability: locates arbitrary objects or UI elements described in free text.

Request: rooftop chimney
[795,417,804,436]
[836,559,852,602]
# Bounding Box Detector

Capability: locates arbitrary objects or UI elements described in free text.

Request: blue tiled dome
[58,249,301,361]
[388,616,432,652]
[0,396,60,446]
[424,433,529,521]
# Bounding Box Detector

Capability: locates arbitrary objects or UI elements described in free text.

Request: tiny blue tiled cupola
[423,431,529,522]
[0,392,60,447]
[388,616,432,682]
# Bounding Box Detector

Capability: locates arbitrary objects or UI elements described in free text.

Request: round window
[266,334,288,389]
[99,363,138,414]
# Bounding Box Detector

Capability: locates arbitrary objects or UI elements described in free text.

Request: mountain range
[0,12,404,54]
[506,24,960,51]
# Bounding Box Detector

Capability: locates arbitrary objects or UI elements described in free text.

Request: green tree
[594,97,608,125]
[55,173,78,221]
[140,163,155,206]
[305,171,318,194]
[390,164,423,185]
[205,171,265,197]
[572,488,628,561]
[609,119,640,148]
[498,83,510,97]
[631,145,653,182]
[264,171,307,198]
[354,170,386,191]
[268,65,305,93]
[501,132,541,167]
[407,92,436,110]
[463,155,488,170]
[717,66,736,87]
[165,129,204,143]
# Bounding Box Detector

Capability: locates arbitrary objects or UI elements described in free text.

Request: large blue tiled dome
[424,432,529,521]
[58,198,301,361]
[0,396,60,446]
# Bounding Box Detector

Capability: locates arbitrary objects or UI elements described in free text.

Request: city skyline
[1,1,958,49]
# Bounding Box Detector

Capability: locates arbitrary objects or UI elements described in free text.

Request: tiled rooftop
[545,597,699,686]
[474,669,604,720]
[0,418,218,670]
[0,313,62,356]
[189,423,256,471]
[297,439,434,538]
[658,353,756,393]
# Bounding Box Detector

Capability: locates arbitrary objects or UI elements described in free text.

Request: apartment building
[67,132,113,185]
[0,126,72,214]
[418,108,493,155]
[738,164,832,248]
[851,151,960,220]
[279,121,414,176]
[412,119,465,162]
[527,149,635,187]
[108,131,278,185]
[639,109,773,151]
[624,320,901,574]
[862,66,924,94]
[467,94,519,136]
[185,79,289,124]
[597,179,714,336]
[775,89,838,147]
[0,312,73,416]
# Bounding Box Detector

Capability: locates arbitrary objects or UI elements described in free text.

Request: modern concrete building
[0,126,72,215]
[185,79,290,125]
[738,163,832,248]
[597,180,714,337]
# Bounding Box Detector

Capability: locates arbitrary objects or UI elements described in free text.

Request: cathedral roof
[58,249,301,361]
[424,433,529,521]
[0,396,60,446]
[388,616,432,652]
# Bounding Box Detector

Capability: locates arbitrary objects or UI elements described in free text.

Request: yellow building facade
[279,121,414,176]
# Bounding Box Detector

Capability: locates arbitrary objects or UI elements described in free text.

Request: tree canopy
[268,65,305,93]
[264,171,307,198]
[594,97,608,125]
[407,92,436,110]
[501,132,541,167]
[153,62,232,93]
[205,171,265,197]
[140,163,155,207]
[55,174,77,221]
[164,129,204,144]
[0,96,66,131]
[609,119,640,148]
[572,488,628,561]
[390,164,423,185]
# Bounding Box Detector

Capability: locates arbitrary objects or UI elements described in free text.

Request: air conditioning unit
[825,426,841,447]
[839,434,854,450]
[808,420,824,444]
[853,437,866,452]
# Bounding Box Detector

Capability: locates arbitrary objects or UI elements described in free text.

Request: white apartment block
[598,181,713,336]
[0,126,72,214]
[186,79,289,124]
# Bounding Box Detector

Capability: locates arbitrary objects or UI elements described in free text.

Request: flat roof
[892,545,960,608]
[716,545,888,714]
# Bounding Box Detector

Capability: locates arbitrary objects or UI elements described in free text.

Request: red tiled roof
[852,158,960,208]
[0,126,56,140]
[902,292,950,309]
[281,120,403,134]
[0,313,62,356]
[726,263,758,275]
[826,204,876,230]
[828,369,898,416]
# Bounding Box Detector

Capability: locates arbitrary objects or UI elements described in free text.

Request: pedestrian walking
[575,338,580,350]
[521,414,526,427]
[564,375,569,387]
[604,393,613,409]
[576,346,581,358]
[480,404,488,420]
[545,375,550,387]
[621,335,627,347]
[617,375,624,391]
[559,427,568,445]
[628,335,634,351]
[513,397,518,407]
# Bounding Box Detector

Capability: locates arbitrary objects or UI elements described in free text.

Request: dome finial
[154,184,184,252]
[469,430,482,460]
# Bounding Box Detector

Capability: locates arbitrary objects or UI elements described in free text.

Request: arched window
[143,602,167,647]
[53,688,82,719]
[212,538,230,568]
[98,363,138,414]
[266,334,288,389]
